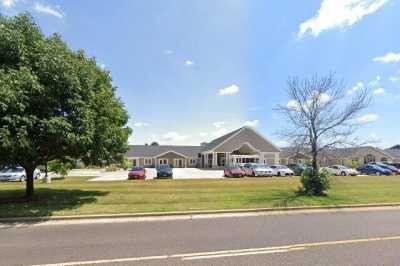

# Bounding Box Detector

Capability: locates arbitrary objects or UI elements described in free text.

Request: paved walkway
[69,168,224,181]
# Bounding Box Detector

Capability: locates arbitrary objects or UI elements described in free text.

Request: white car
[323,165,359,176]
[0,167,41,182]
[270,165,295,176]
[242,163,274,177]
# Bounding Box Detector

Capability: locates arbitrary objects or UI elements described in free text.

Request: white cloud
[298,0,388,37]
[1,0,16,7]
[161,131,188,143]
[199,132,208,137]
[316,92,331,103]
[373,87,385,96]
[185,60,194,66]
[212,121,225,128]
[34,3,64,18]
[286,92,330,112]
[286,100,300,110]
[357,113,379,124]
[243,120,259,127]
[348,82,364,95]
[389,71,400,82]
[133,122,149,127]
[211,128,228,138]
[217,84,240,96]
[373,52,400,63]
[368,75,381,87]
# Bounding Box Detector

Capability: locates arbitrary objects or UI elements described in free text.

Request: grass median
[0,175,400,218]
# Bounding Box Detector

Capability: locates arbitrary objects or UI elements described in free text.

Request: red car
[224,166,245,178]
[128,167,146,180]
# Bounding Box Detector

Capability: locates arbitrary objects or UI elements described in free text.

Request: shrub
[344,160,361,169]
[121,156,130,170]
[105,164,119,172]
[299,168,330,196]
[48,160,73,178]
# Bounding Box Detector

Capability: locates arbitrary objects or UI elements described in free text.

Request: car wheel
[277,172,281,177]
[341,171,346,176]
[35,173,40,180]
[20,176,25,182]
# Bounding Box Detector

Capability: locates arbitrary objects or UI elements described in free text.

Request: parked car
[387,162,400,169]
[0,166,41,182]
[128,167,146,180]
[155,164,173,179]
[287,163,311,176]
[357,164,392,176]
[270,165,295,176]
[224,165,245,178]
[374,163,400,175]
[323,165,359,176]
[242,163,273,177]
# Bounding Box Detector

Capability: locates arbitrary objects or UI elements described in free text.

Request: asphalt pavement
[1,208,400,265]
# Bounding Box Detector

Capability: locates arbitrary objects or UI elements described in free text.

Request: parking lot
[81,168,224,181]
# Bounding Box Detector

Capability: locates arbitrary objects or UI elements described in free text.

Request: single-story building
[384,145,400,162]
[127,126,281,169]
[280,146,394,166]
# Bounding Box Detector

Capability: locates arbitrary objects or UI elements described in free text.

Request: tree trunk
[311,141,319,179]
[25,167,35,198]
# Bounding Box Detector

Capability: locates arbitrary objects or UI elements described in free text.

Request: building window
[144,158,152,165]
[381,157,388,162]
[159,158,168,165]
[189,159,196,165]
[364,154,376,164]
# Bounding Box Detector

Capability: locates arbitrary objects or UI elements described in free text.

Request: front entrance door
[174,159,184,168]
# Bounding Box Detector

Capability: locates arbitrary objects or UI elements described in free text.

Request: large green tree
[0,14,131,197]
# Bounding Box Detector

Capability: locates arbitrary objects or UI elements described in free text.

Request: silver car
[243,163,274,177]
[0,167,41,182]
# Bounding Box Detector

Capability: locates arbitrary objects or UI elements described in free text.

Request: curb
[2,203,400,223]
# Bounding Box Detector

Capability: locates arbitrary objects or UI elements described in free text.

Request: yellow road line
[30,235,400,266]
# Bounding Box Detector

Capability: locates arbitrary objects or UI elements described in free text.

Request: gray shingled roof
[201,127,243,152]
[127,145,203,158]
[385,149,400,160]
[280,146,393,160]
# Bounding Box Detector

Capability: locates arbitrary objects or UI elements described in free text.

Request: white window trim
[174,158,184,167]
[159,158,168,165]
[144,157,152,165]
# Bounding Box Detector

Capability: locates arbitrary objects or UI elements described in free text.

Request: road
[1,208,400,265]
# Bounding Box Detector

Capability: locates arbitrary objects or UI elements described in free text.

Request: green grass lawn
[0,175,400,218]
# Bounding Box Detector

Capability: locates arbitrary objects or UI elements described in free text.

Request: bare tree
[276,73,371,194]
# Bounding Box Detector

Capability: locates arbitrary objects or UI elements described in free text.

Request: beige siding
[214,127,280,153]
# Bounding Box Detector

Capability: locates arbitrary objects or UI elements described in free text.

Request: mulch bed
[0,196,46,204]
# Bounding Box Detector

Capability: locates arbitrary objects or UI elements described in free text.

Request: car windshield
[159,165,170,170]
[132,167,143,171]
[10,167,24,172]
[0,168,10,173]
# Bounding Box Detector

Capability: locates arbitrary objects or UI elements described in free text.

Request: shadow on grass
[0,188,108,226]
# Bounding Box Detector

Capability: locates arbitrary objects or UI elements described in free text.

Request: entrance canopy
[231,143,259,155]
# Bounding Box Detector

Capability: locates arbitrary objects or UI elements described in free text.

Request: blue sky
[1,0,399,148]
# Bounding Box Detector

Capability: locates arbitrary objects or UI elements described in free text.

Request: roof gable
[205,127,280,153]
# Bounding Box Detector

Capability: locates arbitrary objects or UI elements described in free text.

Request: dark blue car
[155,164,173,179]
[357,164,392,176]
